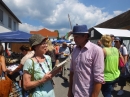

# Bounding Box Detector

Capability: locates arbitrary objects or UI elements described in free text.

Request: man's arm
[123,55,128,64]
[91,82,102,97]
[122,47,128,64]
[68,71,74,97]
[58,47,63,55]
[91,47,104,97]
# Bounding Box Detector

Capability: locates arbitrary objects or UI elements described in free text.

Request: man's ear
[84,34,89,39]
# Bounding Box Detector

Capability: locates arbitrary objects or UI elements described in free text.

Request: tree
[54,30,59,39]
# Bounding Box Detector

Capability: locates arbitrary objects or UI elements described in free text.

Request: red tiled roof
[30,28,58,38]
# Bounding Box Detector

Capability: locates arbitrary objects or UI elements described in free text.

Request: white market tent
[90,27,130,40]
[89,27,130,53]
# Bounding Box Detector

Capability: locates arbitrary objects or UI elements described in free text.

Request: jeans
[101,78,118,97]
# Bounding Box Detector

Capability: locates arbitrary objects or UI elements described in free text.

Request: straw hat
[29,34,47,47]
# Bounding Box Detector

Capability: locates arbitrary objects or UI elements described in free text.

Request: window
[8,17,12,28]
[0,9,3,23]
[13,21,16,30]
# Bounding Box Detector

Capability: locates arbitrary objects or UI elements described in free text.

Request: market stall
[0,30,31,65]
[89,27,130,40]
[89,27,130,52]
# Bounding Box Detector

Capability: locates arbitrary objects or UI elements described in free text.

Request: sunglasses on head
[114,41,119,42]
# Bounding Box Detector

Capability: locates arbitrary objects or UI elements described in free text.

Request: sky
[2,0,130,37]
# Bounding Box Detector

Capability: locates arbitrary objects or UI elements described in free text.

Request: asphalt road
[53,73,130,97]
[53,60,130,97]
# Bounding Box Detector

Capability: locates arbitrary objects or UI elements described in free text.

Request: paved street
[53,71,130,97]
[53,60,130,97]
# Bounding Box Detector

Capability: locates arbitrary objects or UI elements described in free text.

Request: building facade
[0,0,21,33]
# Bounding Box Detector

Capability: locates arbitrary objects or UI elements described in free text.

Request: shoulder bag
[29,59,35,97]
[0,71,12,97]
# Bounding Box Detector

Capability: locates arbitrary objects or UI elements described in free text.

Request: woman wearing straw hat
[23,34,61,97]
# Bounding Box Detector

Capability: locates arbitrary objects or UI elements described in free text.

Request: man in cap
[68,25,104,97]
[58,42,70,81]
[110,34,115,47]
[114,37,128,95]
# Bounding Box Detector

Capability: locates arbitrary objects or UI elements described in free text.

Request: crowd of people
[96,35,130,97]
[0,24,130,97]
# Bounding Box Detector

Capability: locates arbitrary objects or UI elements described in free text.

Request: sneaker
[117,90,124,95]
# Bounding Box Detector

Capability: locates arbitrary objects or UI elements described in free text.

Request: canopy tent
[52,39,71,43]
[89,27,130,53]
[89,27,130,40]
[0,30,31,42]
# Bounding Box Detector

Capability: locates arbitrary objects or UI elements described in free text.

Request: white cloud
[3,0,126,36]
[113,10,123,16]
[19,23,43,33]
[19,23,69,37]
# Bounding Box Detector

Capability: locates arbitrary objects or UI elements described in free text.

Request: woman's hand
[40,72,53,83]
[6,69,12,74]
[51,67,62,77]
[40,67,62,83]
[8,71,13,75]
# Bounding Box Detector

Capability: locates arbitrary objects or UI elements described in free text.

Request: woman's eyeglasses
[40,42,47,46]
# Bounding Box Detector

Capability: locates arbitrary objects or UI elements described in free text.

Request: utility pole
[68,14,73,42]
[68,14,72,30]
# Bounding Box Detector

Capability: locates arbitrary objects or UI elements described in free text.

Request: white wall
[0,4,19,32]
[0,25,11,32]
[0,4,20,50]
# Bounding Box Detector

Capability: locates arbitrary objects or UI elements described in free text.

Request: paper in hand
[7,65,18,71]
[51,57,70,73]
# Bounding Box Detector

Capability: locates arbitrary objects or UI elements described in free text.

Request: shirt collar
[84,41,91,49]
[76,41,91,50]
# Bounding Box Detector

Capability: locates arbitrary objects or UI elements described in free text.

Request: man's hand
[59,52,64,55]
[63,53,69,56]
[68,89,74,97]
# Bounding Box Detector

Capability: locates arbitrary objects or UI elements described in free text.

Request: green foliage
[54,30,59,39]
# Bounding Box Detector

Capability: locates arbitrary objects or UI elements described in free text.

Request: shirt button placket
[76,51,82,72]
